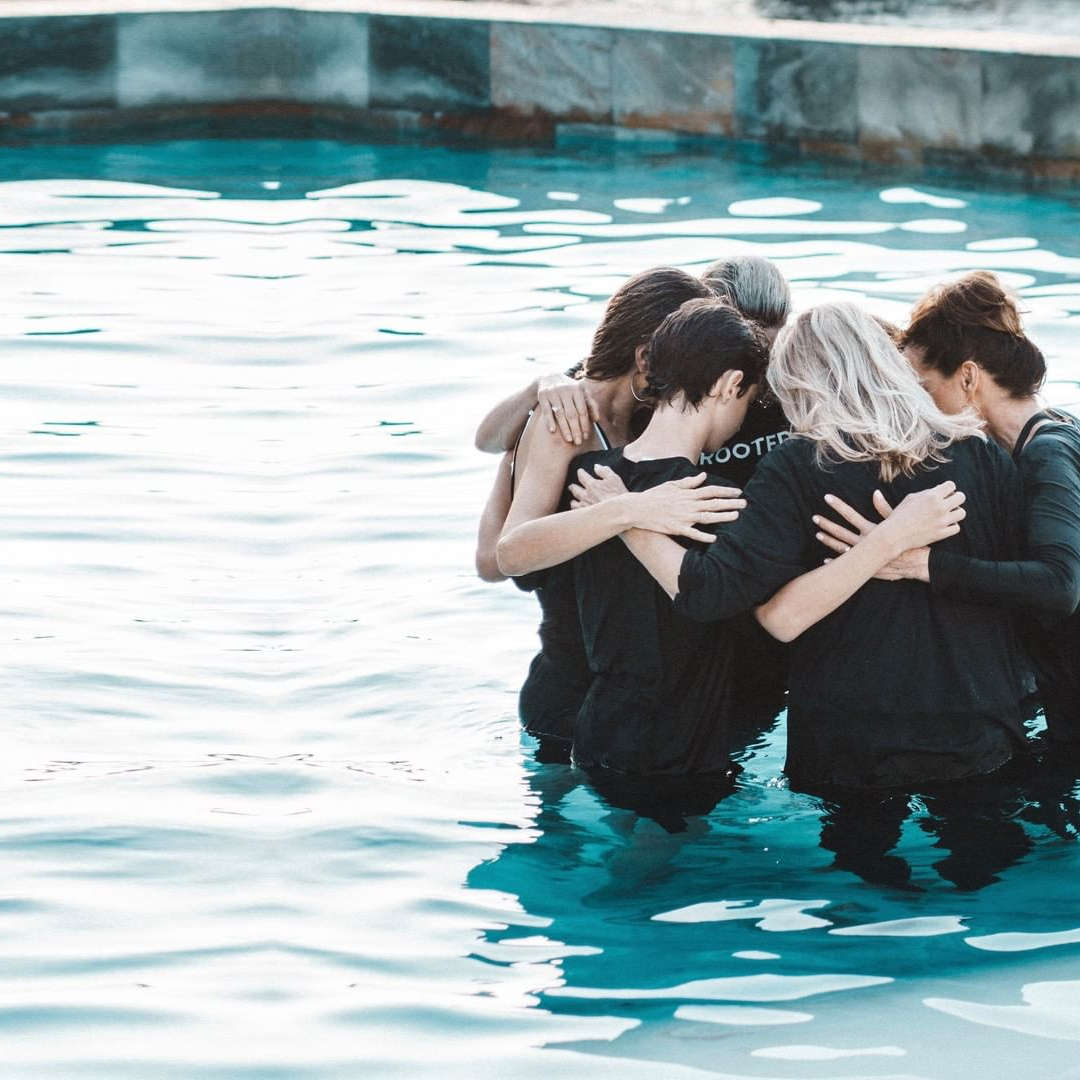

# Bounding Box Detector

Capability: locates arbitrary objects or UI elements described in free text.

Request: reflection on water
[1,137,1079,1078]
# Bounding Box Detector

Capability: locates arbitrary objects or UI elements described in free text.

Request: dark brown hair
[583,267,711,381]
[645,298,769,408]
[902,271,1046,398]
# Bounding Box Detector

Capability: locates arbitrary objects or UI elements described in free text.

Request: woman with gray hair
[575,301,1030,792]
[701,253,791,335]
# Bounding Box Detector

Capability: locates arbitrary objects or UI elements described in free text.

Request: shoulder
[952,431,1013,471]
[1024,419,1080,472]
[752,434,815,476]
[517,412,587,473]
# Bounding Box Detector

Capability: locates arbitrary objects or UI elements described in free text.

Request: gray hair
[701,255,791,330]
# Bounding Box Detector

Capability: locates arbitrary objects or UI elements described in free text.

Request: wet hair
[902,271,1046,398]
[701,255,791,329]
[770,301,984,482]
[645,298,769,409]
[583,267,712,381]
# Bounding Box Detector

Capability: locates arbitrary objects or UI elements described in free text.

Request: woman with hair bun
[818,271,1080,748]
[578,301,1030,791]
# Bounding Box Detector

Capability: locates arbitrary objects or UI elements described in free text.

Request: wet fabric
[929,414,1080,745]
[511,418,611,744]
[676,434,1029,791]
[700,397,791,489]
[571,450,736,776]
[701,396,792,725]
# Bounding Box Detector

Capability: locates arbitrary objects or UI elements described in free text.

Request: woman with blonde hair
[576,300,1030,791]
[818,271,1080,749]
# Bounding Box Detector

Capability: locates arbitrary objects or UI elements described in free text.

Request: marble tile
[982,53,1080,159]
[271,11,369,107]
[118,10,281,106]
[119,10,368,109]
[856,45,982,151]
[0,15,116,110]
[369,15,489,111]
[612,30,733,135]
[492,22,612,121]
[735,38,857,143]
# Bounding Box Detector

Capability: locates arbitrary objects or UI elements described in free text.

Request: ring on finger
[550,404,561,413]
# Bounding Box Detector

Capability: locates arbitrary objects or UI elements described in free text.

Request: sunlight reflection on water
[0,138,1078,1079]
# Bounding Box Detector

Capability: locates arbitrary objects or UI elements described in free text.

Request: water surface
[1,137,1079,1079]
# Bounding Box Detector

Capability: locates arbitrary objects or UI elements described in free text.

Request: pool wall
[2,0,1080,179]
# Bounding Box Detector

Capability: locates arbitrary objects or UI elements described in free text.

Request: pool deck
[2,0,1080,179]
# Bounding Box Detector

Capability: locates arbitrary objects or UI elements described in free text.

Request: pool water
[1,137,1079,1079]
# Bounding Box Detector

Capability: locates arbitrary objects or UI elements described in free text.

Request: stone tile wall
[1,4,1079,179]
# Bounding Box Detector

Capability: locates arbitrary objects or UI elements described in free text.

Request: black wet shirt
[700,398,791,489]
[570,450,736,776]
[676,434,1029,790]
[701,397,793,720]
[928,415,1080,741]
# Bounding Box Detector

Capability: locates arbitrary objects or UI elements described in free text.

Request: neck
[981,393,1044,454]
[584,374,639,443]
[623,401,710,464]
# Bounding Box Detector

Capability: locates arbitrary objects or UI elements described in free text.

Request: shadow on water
[464,712,1080,1072]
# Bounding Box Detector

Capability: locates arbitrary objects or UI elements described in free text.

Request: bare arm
[498,466,745,577]
[475,452,513,582]
[475,377,541,454]
[494,419,584,576]
[620,528,687,599]
[475,372,598,453]
[754,483,966,642]
[569,464,742,600]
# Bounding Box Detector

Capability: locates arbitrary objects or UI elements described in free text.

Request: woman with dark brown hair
[818,271,1080,749]
[478,268,745,753]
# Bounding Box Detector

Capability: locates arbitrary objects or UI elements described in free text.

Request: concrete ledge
[3,1,1080,181]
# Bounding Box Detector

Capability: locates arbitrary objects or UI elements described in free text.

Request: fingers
[817,532,850,556]
[823,493,874,533]
[690,496,746,513]
[672,472,709,489]
[871,489,894,518]
[813,514,861,547]
[680,526,718,543]
[701,484,742,499]
[547,398,574,443]
[564,392,590,445]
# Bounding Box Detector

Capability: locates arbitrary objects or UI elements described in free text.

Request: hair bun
[939,271,1023,336]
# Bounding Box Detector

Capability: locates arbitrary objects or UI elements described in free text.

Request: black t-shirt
[700,398,791,489]
[570,450,735,776]
[928,415,1080,742]
[675,434,1029,790]
[700,397,793,720]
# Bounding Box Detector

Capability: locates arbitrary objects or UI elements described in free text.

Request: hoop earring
[630,376,648,404]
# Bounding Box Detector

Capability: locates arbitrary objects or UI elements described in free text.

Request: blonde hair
[769,302,985,482]
[702,255,791,329]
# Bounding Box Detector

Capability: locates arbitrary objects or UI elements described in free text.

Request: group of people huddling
[474,257,1080,796]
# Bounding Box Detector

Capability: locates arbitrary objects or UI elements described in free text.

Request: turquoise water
[1,137,1079,1079]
